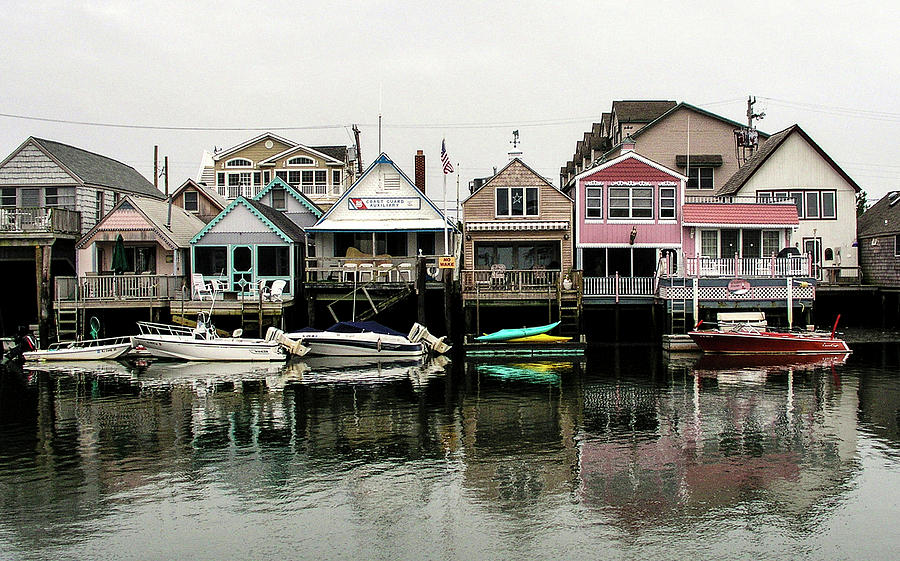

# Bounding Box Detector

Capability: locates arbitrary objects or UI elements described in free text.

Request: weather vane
[510,130,520,149]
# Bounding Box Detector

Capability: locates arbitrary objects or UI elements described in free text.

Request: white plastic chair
[342,262,358,282]
[397,262,413,282]
[192,273,213,300]
[268,279,286,302]
[358,262,375,281]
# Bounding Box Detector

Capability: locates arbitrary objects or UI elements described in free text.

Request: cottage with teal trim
[190,196,311,299]
[306,153,458,280]
[252,176,323,229]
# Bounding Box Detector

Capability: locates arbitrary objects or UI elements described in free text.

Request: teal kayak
[475,321,561,342]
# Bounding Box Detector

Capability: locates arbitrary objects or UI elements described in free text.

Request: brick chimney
[414,150,426,192]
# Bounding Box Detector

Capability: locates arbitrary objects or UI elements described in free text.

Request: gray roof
[32,137,163,199]
[612,100,677,123]
[312,145,348,162]
[858,192,900,238]
[76,195,205,249]
[244,199,307,242]
[718,124,860,196]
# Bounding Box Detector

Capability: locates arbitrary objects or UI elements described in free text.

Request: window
[586,187,602,218]
[217,172,226,196]
[272,187,287,210]
[263,171,270,185]
[609,186,652,218]
[700,230,718,258]
[659,187,676,219]
[496,187,539,216]
[332,170,342,194]
[760,190,837,219]
[183,190,199,212]
[790,191,804,217]
[287,156,314,166]
[473,241,560,270]
[225,158,252,167]
[258,246,290,276]
[762,230,780,257]
[96,191,104,220]
[194,246,227,276]
[895,235,900,257]
[1,187,15,207]
[315,170,327,195]
[805,191,820,218]
[287,170,301,185]
[821,192,836,218]
[45,187,59,207]
[687,167,714,190]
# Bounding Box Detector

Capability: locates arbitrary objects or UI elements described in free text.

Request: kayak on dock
[475,321,561,342]
[506,333,573,343]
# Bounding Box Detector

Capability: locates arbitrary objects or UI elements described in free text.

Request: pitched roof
[77,195,205,249]
[717,124,860,196]
[630,102,767,142]
[612,100,677,123]
[312,145,348,162]
[682,202,799,226]
[252,176,323,218]
[192,197,307,244]
[213,132,296,160]
[29,137,163,198]
[463,157,567,204]
[858,192,900,237]
[171,178,227,210]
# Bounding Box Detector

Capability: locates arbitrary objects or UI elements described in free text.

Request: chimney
[414,150,426,192]
[621,135,636,155]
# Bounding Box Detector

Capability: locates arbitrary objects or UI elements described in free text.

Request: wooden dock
[464,335,587,357]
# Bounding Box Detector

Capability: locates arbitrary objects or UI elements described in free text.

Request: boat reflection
[691,352,850,383]
[474,360,576,385]
[283,354,450,390]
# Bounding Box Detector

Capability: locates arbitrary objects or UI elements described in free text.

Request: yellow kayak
[506,333,573,343]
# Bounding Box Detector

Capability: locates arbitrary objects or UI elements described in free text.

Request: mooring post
[416,255,426,325]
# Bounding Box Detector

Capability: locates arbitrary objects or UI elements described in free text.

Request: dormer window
[183,190,199,212]
[225,158,252,168]
[287,156,315,166]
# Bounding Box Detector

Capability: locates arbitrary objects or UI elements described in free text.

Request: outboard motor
[1,326,36,367]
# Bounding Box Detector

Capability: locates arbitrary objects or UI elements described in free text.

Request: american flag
[441,139,454,174]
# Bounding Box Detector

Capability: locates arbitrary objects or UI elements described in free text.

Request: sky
[3,0,899,209]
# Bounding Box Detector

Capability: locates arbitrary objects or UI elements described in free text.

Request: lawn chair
[191,273,214,300]
[268,279,287,302]
[490,263,507,287]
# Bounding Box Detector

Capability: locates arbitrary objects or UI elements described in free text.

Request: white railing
[305,256,441,283]
[461,269,561,292]
[684,255,810,278]
[583,275,655,298]
[55,275,185,302]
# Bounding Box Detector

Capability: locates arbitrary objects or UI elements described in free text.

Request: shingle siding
[0,144,75,185]
[859,235,900,287]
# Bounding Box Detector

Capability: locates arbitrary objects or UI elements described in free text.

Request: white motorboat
[285,321,427,358]
[23,337,133,361]
[132,315,307,362]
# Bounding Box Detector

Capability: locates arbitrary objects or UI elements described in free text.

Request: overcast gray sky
[3,0,899,207]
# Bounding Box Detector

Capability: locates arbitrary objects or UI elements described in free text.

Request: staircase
[668,277,691,334]
[557,277,582,337]
[327,283,414,323]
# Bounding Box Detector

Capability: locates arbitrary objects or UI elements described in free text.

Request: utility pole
[164,156,169,196]
[352,124,363,174]
[153,145,159,191]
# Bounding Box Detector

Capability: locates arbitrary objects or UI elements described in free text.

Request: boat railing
[136,320,211,338]
[46,336,132,350]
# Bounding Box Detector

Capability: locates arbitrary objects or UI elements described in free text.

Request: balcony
[305,256,441,283]
[582,275,655,298]
[0,207,81,236]
[55,274,186,305]
[684,255,811,278]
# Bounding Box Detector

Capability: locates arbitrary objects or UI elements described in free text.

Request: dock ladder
[240,298,264,337]
[668,277,691,334]
[557,281,582,337]
[55,308,80,342]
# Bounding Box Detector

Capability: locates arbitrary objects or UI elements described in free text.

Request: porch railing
[0,207,81,235]
[684,255,811,278]
[305,255,443,282]
[55,274,186,303]
[461,269,561,292]
[582,275,655,298]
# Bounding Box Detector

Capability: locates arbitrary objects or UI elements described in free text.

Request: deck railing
[0,207,81,235]
[461,269,561,292]
[55,274,186,303]
[305,256,442,282]
[684,255,811,278]
[582,275,655,298]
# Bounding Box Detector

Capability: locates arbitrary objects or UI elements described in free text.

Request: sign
[727,278,751,296]
[348,197,421,210]
[438,256,456,269]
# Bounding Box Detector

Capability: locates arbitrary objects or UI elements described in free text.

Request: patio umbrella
[112,234,128,274]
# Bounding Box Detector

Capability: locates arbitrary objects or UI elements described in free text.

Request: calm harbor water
[1,345,899,561]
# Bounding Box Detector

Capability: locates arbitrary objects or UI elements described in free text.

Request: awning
[466,221,569,232]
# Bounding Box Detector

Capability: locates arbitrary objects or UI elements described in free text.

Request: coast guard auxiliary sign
[348,197,421,210]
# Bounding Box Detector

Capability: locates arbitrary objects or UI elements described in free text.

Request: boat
[285,321,430,357]
[506,333,573,343]
[132,313,307,361]
[23,337,133,361]
[688,316,850,355]
[474,321,561,342]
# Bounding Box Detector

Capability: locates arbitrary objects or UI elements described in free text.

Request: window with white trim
[609,186,653,218]
[700,230,718,258]
[759,189,837,219]
[687,167,714,190]
[659,187,676,219]
[332,170,342,195]
[762,230,780,257]
[271,187,287,210]
[225,158,252,168]
[586,187,602,218]
[183,190,199,212]
[495,187,539,217]
[287,156,315,166]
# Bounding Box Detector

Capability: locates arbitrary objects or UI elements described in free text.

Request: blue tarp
[325,321,406,337]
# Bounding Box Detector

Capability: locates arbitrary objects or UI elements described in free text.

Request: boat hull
[688,330,851,354]
[475,321,561,342]
[506,334,573,343]
[287,331,425,357]
[131,335,287,361]
[23,342,132,361]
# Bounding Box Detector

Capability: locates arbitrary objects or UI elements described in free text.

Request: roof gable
[258,144,345,166]
[612,100,678,124]
[213,132,296,161]
[171,178,227,210]
[631,102,769,142]
[191,196,305,244]
[463,158,570,206]
[252,177,323,218]
[574,151,687,184]
[858,192,900,237]
[718,124,860,196]
[311,153,457,232]
[77,195,205,249]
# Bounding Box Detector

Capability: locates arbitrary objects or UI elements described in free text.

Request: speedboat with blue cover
[286,321,427,357]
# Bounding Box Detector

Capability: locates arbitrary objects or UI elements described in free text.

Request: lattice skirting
[659,285,814,301]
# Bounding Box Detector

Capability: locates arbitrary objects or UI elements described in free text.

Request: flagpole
[443,163,449,256]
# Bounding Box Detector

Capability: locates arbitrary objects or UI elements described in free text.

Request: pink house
[569,141,686,278]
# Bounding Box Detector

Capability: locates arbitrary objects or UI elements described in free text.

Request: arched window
[287,156,315,166]
[824,247,834,260]
[225,158,252,168]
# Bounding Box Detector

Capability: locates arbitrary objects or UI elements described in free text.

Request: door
[232,246,254,292]
[803,237,822,279]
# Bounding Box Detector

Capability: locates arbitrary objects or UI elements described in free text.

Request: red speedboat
[688,316,850,355]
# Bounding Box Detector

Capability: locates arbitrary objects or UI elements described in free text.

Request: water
[1,345,899,561]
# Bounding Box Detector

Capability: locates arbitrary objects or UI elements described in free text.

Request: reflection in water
[0,346,898,560]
